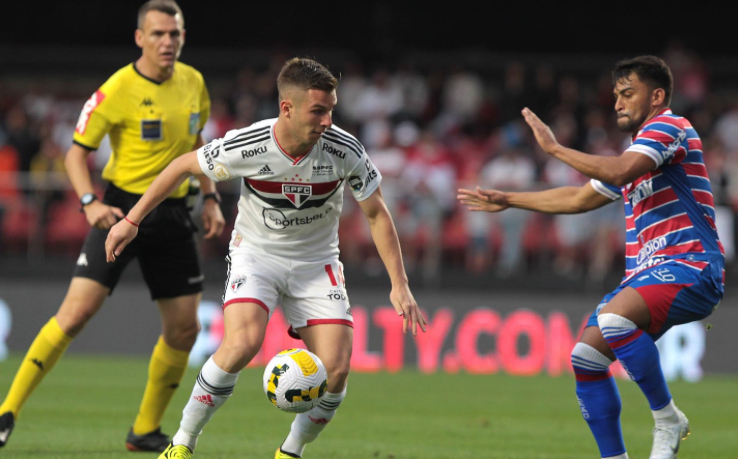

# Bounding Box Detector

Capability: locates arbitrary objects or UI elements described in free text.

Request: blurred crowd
[1,44,737,285]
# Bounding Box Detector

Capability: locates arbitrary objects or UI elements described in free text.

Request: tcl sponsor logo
[75,90,106,135]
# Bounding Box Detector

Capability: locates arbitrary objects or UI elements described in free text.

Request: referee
[0,0,224,452]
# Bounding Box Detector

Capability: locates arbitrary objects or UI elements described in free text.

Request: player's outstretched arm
[358,188,427,335]
[521,107,654,186]
[457,187,510,212]
[458,182,613,215]
[105,151,203,261]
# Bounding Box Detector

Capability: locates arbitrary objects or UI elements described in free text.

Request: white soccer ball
[263,348,328,413]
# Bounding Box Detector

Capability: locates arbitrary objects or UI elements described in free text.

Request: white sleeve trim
[627,145,662,167]
[590,179,621,200]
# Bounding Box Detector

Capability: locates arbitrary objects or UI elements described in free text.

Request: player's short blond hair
[137,0,183,29]
[277,58,338,101]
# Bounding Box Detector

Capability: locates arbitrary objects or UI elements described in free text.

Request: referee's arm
[65,143,124,229]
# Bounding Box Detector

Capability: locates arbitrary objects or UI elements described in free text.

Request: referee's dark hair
[138,0,184,29]
[612,56,673,106]
[277,58,339,101]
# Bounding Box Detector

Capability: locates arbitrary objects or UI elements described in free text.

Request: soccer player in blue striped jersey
[459,56,723,459]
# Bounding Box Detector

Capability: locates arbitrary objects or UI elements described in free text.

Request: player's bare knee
[218,337,260,369]
[55,300,99,336]
[325,362,350,392]
[164,321,200,350]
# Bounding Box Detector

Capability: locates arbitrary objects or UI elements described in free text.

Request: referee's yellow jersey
[73,62,210,198]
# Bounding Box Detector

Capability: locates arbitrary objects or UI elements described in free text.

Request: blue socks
[598,313,671,410]
[571,342,625,458]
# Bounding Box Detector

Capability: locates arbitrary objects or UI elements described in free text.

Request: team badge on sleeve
[75,90,106,135]
[348,176,363,192]
[214,165,231,180]
[189,112,200,135]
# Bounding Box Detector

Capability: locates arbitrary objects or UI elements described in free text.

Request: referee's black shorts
[73,183,204,300]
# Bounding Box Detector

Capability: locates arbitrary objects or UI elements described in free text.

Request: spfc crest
[230,276,247,292]
[282,184,312,208]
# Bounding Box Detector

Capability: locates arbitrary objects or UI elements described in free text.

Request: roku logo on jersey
[322,143,345,159]
[627,179,653,206]
[636,236,668,265]
[241,146,267,158]
[75,90,106,135]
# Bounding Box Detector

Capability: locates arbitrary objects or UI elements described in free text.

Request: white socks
[652,399,679,427]
[280,386,347,457]
[172,357,240,451]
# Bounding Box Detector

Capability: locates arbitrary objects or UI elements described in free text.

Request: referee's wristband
[203,192,221,204]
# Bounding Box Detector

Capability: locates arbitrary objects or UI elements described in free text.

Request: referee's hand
[201,199,225,239]
[84,201,125,229]
[105,218,139,262]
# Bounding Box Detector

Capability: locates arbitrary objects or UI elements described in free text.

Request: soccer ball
[263,348,328,413]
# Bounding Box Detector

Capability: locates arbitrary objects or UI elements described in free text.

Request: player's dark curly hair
[612,55,673,106]
[277,58,339,101]
[138,0,183,29]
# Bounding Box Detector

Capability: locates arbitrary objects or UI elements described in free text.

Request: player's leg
[598,287,673,408]
[126,293,201,452]
[168,301,269,454]
[0,277,108,437]
[0,222,131,448]
[573,320,628,459]
[597,261,722,459]
[597,287,688,459]
[163,250,283,457]
[277,258,353,458]
[279,324,351,459]
[129,202,204,452]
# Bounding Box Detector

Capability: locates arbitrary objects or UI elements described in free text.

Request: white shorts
[222,250,353,331]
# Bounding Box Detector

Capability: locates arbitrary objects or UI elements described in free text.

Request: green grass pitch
[1,354,736,458]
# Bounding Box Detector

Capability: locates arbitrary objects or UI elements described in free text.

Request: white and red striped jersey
[197,118,381,260]
[591,109,724,284]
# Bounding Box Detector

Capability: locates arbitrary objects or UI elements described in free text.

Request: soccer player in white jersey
[106,57,427,459]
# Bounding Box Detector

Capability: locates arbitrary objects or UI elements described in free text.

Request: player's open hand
[104,218,139,262]
[201,200,226,239]
[83,201,125,229]
[522,107,559,154]
[390,284,427,336]
[457,187,509,212]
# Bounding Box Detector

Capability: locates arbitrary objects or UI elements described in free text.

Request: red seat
[0,197,39,253]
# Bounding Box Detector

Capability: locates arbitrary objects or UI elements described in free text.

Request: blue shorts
[587,260,723,340]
